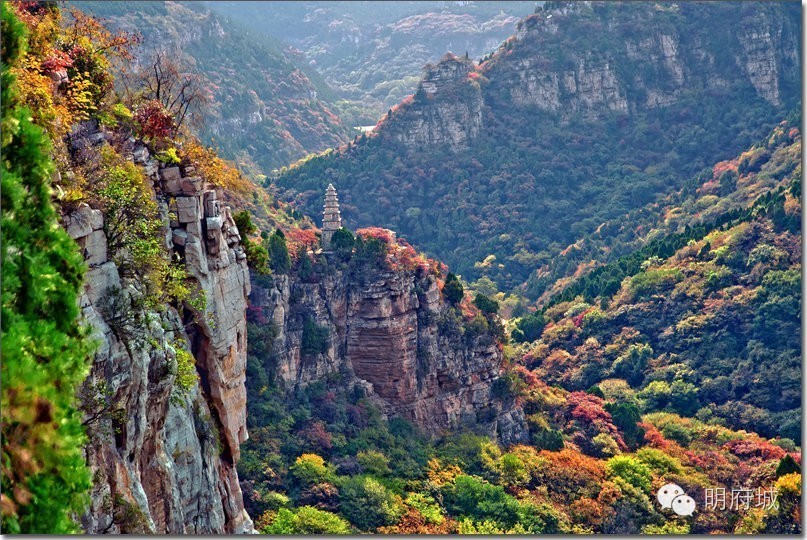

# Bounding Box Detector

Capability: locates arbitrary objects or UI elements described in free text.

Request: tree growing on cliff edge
[443,273,464,304]
[267,228,291,274]
[1,4,95,532]
[122,49,210,138]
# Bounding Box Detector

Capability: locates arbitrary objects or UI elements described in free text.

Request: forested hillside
[534,110,802,303]
[73,1,349,173]
[235,118,802,535]
[274,1,800,296]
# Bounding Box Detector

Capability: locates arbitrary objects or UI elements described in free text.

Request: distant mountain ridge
[204,1,537,124]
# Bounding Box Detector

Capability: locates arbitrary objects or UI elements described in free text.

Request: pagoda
[321,183,342,250]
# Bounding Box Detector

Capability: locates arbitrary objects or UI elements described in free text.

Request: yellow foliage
[775,472,801,495]
[426,458,462,488]
[179,139,254,194]
[296,453,326,468]
[11,58,73,141]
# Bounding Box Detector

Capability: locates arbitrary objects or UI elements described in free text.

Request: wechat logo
[657,483,696,516]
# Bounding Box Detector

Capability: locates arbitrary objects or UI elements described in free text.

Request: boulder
[65,205,104,239]
[161,167,183,194]
[181,176,204,195]
[160,166,181,182]
[48,69,68,86]
[172,228,188,247]
[206,216,223,237]
[133,145,149,164]
[142,159,158,178]
[203,191,219,218]
[176,197,199,224]
[88,132,106,146]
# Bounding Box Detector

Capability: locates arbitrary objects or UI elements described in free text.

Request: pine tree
[267,228,291,274]
[443,273,464,304]
[1,4,95,532]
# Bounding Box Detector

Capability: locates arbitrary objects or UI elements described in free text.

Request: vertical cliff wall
[382,54,484,152]
[249,260,527,446]
[483,2,800,116]
[68,124,252,533]
[374,2,800,151]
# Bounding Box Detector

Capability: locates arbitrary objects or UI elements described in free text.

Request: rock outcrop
[483,2,800,116]
[249,258,527,446]
[383,54,483,152]
[69,123,252,534]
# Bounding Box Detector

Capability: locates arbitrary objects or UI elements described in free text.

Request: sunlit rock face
[72,123,252,534]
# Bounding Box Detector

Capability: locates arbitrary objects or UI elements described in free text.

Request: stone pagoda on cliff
[321,183,342,250]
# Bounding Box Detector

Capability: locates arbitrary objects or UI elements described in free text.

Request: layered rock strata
[250,265,527,446]
[385,54,483,152]
[484,2,800,116]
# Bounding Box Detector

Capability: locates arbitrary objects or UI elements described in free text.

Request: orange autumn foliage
[378,509,457,534]
[179,139,253,194]
[285,227,319,254]
[535,448,606,498]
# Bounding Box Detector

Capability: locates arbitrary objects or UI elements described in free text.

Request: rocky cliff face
[68,124,252,533]
[383,54,483,152]
[249,260,527,446]
[381,2,799,141]
[483,2,800,116]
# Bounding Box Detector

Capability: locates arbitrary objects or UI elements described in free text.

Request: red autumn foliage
[246,304,268,325]
[356,227,396,244]
[285,227,319,254]
[300,421,333,452]
[571,308,591,328]
[565,392,626,451]
[640,421,670,449]
[379,509,457,534]
[692,450,735,484]
[570,497,613,528]
[345,404,368,429]
[40,49,73,73]
[513,365,540,389]
[723,438,786,461]
[535,448,606,497]
[355,228,433,274]
[712,158,739,180]
[134,100,174,140]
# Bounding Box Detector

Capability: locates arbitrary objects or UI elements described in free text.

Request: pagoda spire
[321,183,341,249]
